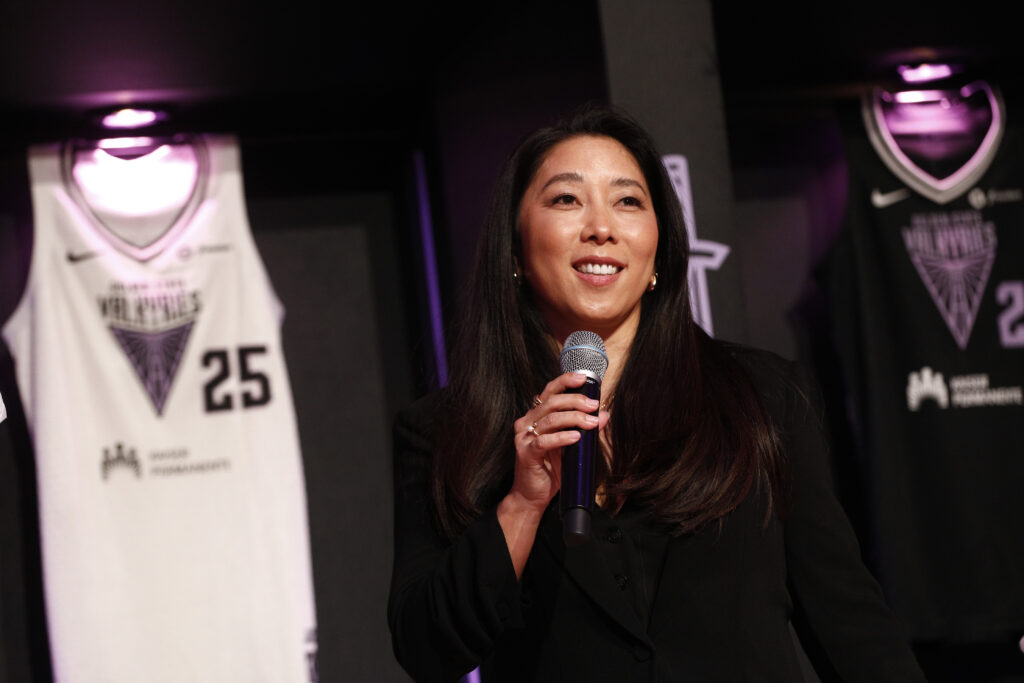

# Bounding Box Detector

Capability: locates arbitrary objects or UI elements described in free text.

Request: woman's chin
[546,308,641,341]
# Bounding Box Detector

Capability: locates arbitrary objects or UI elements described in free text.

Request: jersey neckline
[60,134,210,262]
[862,81,1005,205]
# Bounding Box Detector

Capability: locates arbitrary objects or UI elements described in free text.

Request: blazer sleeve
[780,361,926,681]
[387,396,524,683]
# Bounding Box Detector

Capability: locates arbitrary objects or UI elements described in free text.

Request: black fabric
[591,504,668,631]
[387,347,926,682]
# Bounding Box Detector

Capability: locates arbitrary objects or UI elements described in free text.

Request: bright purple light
[893,90,948,105]
[884,91,969,135]
[413,150,448,388]
[101,108,161,129]
[898,63,954,84]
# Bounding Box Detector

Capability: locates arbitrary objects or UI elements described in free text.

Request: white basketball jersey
[3,136,317,682]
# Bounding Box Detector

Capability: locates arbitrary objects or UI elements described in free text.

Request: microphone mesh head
[559,330,608,380]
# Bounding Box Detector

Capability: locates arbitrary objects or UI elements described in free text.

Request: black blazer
[387,350,926,682]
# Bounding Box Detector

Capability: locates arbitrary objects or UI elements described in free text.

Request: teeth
[576,263,620,275]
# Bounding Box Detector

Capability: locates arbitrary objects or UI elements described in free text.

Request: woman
[388,105,925,682]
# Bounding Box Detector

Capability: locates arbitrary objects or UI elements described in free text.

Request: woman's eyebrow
[611,177,647,195]
[540,172,583,190]
[540,172,647,196]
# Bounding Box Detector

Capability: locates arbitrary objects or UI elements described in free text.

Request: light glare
[101,108,161,129]
[898,63,954,84]
[73,145,199,217]
[894,90,947,104]
[97,136,157,150]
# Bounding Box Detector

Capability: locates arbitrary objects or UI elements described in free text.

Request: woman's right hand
[499,372,607,576]
[506,372,609,513]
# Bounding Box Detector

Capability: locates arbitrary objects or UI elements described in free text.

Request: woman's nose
[581,204,616,244]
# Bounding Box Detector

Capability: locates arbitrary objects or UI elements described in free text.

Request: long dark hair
[433,103,788,540]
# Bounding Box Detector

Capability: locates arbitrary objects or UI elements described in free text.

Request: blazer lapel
[538,509,650,644]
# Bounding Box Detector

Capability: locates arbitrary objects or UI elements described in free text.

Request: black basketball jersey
[824,82,1024,641]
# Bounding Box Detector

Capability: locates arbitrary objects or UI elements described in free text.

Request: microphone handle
[560,374,600,547]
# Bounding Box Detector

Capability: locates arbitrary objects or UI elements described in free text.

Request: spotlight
[101,108,165,130]
[898,63,955,84]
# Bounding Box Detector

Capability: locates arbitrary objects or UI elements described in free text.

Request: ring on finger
[532,395,543,407]
[527,421,540,437]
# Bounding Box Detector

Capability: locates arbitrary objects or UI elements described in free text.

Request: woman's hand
[511,371,608,511]
[499,372,609,577]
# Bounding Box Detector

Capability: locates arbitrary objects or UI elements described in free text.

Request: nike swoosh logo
[871,187,911,208]
[66,250,102,263]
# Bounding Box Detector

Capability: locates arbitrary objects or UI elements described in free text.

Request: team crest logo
[99,279,202,415]
[901,210,996,349]
[110,322,194,414]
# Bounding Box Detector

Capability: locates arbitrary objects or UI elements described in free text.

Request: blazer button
[632,644,651,662]
[614,573,630,590]
[605,527,622,543]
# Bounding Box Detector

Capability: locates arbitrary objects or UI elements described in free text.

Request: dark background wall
[1,1,1022,681]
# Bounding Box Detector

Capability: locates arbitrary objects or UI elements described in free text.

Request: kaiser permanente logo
[906,366,1022,411]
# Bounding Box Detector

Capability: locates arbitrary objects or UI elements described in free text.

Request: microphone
[558,331,608,547]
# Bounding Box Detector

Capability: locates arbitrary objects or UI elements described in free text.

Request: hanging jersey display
[824,81,1024,641]
[3,135,318,682]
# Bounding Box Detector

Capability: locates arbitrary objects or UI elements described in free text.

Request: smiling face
[517,134,659,344]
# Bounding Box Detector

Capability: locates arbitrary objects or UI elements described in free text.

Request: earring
[647,272,658,291]
[513,267,522,285]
